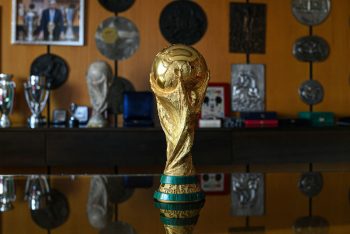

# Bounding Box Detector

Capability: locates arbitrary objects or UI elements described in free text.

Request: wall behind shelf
[0,0,349,125]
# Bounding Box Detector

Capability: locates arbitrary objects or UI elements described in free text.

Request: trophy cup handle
[39,89,50,114]
[8,82,16,114]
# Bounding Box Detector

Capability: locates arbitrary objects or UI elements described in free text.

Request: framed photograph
[201,83,230,119]
[231,64,265,112]
[11,0,85,46]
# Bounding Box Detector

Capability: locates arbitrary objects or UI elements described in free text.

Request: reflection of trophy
[0,74,16,128]
[24,175,50,211]
[48,22,55,41]
[0,176,16,212]
[65,6,76,40]
[150,44,209,234]
[25,10,36,41]
[24,75,49,128]
[86,61,112,128]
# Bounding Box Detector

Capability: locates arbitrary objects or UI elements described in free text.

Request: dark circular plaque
[106,176,134,204]
[108,76,135,114]
[299,80,324,105]
[30,54,69,90]
[298,172,323,197]
[31,189,69,230]
[293,36,330,62]
[292,0,331,26]
[159,0,207,45]
[98,0,135,13]
[95,16,140,60]
[293,216,329,234]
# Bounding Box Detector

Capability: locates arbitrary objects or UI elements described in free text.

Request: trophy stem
[0,114,11,128]
[28,114,46,129]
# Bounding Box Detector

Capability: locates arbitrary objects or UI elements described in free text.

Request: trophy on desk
[65,5,76,40]
[0,176,16,212]
[0,74,16,128]
[151,44,209,234]
[24,75,49,128]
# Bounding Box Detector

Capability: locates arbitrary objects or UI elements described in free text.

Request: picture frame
[11,0,85,46]
[201,83,231,119]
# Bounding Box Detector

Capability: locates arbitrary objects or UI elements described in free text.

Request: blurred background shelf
[0,127,349,168]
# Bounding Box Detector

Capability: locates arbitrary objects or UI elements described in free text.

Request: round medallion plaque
[31,189,69,229]
[108,77,135,114]
[293,36,330,62]
[292,0,331,26]
[159,0,207,45]
[298,172,323,197]
[30,54,69,90]
[98,0,135,13]
[95,16,139,60]
[299,80,324,105]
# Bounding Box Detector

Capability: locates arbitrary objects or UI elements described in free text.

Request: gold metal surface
[151,44,209,234]
[164,225,194,234]
[160,209,200,219]
[159,184,201,194]
[150,44,210,176]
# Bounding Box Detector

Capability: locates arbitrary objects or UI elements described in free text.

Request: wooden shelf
[0,127,349,167]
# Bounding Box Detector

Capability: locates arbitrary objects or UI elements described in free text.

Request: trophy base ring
[0,115,11,128]
[28,115,47,129]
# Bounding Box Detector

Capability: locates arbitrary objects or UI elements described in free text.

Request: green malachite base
[160,175,199,185]
[154,174,206,227]
[154,200,205,211]
[154,191,205,202]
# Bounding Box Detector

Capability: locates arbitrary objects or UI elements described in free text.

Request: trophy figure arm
[151,76,197,176]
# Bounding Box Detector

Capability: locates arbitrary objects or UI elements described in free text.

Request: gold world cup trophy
[150,44,210,234]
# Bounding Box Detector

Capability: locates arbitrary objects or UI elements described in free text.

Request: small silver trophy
[65,5,76,40]
[48,22,55,41]
[25,9,36,41]
[24,175,50,211]
[0,74,16,128]
[0,176,16,212]
[24,75,49,128]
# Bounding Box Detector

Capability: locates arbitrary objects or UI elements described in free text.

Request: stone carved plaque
[231,173,264,216]
[230,3,266,53]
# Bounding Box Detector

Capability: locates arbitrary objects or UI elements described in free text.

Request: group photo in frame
[11,0,85,46]
[201,83,231,120]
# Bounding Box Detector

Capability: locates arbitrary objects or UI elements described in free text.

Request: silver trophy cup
[24,75,49,128]
[0,74,16,128]
[65,6,76,40]
[24,175,51,211]
[0,176,16,212]
[25,10,36,41]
